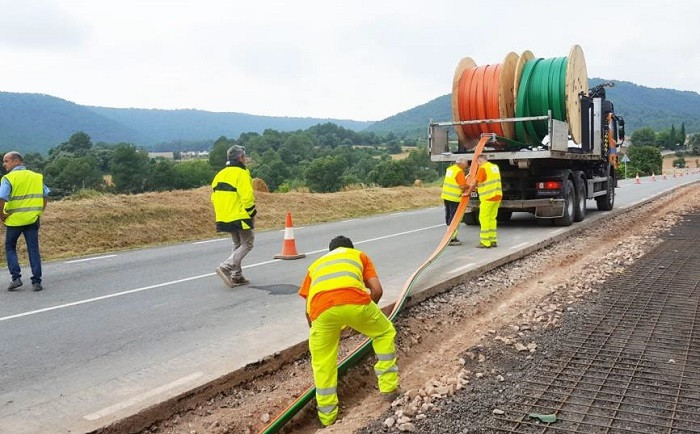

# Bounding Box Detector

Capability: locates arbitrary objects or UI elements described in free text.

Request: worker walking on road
[211,145,256,287]
[471,154,502,248]
[441,156,469,246]
[1,151,50,292]
[298,235,399,427]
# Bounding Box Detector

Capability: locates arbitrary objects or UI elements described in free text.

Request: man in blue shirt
[0,151,50,292]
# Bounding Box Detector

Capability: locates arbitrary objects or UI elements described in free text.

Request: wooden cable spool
[451,52,519,149]
[513,45,588,144]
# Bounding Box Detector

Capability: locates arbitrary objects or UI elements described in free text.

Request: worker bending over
[298,235,399,426]
[471,154,502,248]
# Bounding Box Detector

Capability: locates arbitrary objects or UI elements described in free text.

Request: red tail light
[537,181,562,190]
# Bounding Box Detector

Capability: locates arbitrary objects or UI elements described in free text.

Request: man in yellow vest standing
[441,156,469,246]
[1,151,50,292]
[211,145,256,287]
[472,154,502,248]
[298,235,399,427]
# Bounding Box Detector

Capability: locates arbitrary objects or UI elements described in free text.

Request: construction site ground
[132,184,699,434]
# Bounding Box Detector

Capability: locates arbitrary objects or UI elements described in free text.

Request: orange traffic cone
[663,173,667,180]
[635,174,641,184]
[274,212,306,260]
[651,172,656,182]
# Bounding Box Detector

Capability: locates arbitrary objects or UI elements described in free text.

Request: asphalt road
[0,172,697,433]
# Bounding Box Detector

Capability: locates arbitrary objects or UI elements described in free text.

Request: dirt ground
[135,184,699,434]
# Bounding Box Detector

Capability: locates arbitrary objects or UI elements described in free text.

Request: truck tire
[463,210,479,226]
[496,210,512,222]
[553,179,575,227]
[573,173,586,222]
[596,175,615,211]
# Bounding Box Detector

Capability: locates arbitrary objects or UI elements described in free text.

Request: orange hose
[455,64,505,139]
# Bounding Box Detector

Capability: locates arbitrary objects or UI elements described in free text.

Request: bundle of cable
[451,52,518,149]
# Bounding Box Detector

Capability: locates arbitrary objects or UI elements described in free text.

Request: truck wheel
[496,210,512,222]
[596,175,615,211]
[463,211,479,226]
[573,174,586,222]
[553,179,575,227]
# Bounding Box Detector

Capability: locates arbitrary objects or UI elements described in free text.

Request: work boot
[231,275,250,286]
[32,282,43,292]
[7,278,22,291]
[382,387,403,404]
[476,243,490,248]
[215,266,234,288]
[448,238,462,246]
[491,242,498,247]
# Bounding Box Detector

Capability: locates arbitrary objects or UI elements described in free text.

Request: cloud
[0,0,89,49]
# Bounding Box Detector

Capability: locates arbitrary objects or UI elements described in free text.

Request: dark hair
[329,235,354,251]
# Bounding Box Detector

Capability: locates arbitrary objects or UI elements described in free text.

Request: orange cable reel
[451,52,519,150]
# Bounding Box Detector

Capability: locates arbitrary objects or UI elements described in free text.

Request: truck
[428,81,625,227]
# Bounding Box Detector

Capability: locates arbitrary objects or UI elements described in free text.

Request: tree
[209,136,235,170]
[368,158,416,187]
[627,145,662,176]
[172,160,215,189]
[630,127,657,147]
[44,156,104,195]
[679,123,687,148]
[688,133,700,155]
[305,156,344,192]
[23,152,46,172]
[49,131,93,158]
[145,159,177,191]
[110,144,150,194]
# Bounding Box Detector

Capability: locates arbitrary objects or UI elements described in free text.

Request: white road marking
[452,263,476,274]
[83,372,203,421]
[66,255,117,264]
[192,238,227,245]
[341,218,358,223]
[2,224,444,322]
[510,242,529,250]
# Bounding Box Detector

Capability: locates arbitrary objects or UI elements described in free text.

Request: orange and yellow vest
[477,161,502,201]
[305,247,369,316]
[441,164,464,202]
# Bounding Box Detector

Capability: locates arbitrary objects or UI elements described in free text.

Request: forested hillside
[366,78,700,138]
[0,92,373,153]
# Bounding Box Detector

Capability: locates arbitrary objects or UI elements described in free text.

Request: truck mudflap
[467,199,565,218]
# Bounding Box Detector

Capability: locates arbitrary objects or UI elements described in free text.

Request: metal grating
[489,214,700,433]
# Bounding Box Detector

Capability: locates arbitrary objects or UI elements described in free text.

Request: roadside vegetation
[1,185,441,263]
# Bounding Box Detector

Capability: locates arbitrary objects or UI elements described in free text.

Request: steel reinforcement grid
[489,213,700,433]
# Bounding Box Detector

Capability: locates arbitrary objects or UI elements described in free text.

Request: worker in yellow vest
[471,154,502,248]
[440,156,469,246]
[298,236,399,426]
[1,151,50,292]
[211,145,256,287]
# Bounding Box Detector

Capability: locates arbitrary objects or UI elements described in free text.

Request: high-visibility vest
[477,161,502,201]
[305,247,368,315]
[441,164,464,202]
[2,169,44,227]
[211,165,256,231]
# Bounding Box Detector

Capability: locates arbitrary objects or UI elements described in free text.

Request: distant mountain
[0,92,373,154]
[3,78,700,154]
[366,78,700,138]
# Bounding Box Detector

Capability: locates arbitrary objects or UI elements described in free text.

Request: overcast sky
[1,0,697,121]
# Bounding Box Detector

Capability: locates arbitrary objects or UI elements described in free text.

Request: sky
[1,0,698,122]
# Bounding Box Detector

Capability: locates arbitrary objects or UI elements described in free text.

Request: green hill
[366,78,700,138]
[3,78,699,154]
[0,92,373,154]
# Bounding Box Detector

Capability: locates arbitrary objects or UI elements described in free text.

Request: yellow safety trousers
[309,302,398,426]
[479,200,500,246]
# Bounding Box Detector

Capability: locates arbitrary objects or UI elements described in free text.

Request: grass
[1,185,442,263]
